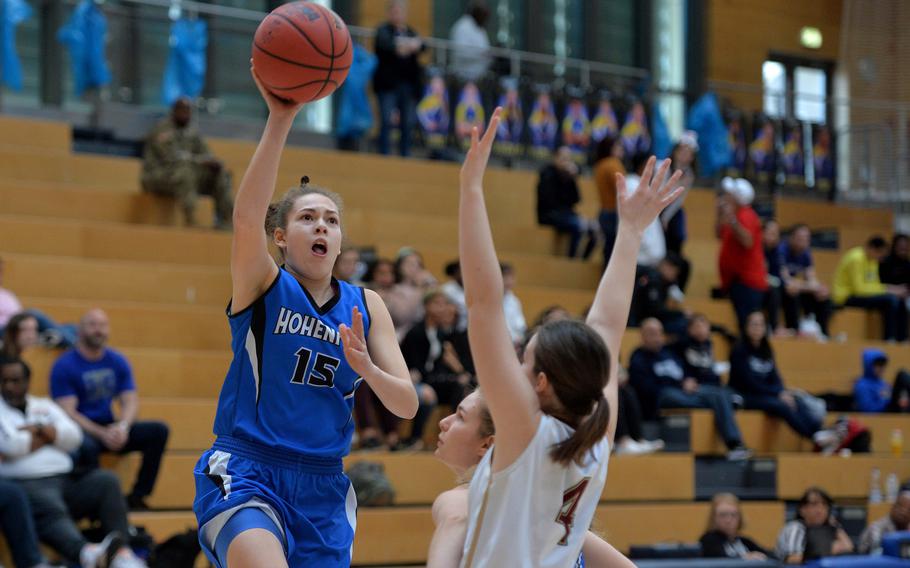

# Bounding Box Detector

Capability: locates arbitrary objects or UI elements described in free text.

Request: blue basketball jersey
[213,268,370,458]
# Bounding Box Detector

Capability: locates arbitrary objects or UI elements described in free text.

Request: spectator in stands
[630,253,688,335]
[779,224,832,338]
[400,290,474,444]
[880,233,910,287]
[140,97,233,229]
[700,492,769,560]
[500,263,527,346]
[448,1,491,84]
[0,356,144,568]
[365,258,421,338]
[0,312,39,359]
[50,309,169,511]
[833,236,909,342]
[775,487,854,564]
[336,43,377,152]
[729,311,821,439]
[354,383,405,451]
[440,260,467,331]
[333,246,363,285]
[614,364,664,455]
[717,177,767,334]
[0,477,60,568]
[0,260,76,349]
[373,0,424,157]
[673,314,724,389]
[853,349,910,413]
[763,219,785,334]
[536,146,598,260]
[661,132,698,261]
[629,318,751,461]
[858,490,910,554]
[593,134,625,265]
[626,154,667,271]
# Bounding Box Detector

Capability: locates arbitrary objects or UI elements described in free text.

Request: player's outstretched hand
[339,306,375,379]
[250,60,304,119]
[616,156,684,235]
[459,107,502,191]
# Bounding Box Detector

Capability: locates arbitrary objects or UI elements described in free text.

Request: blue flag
[337,43,377,139]
[58,0,112,96]
[686,92,730,177]
[1,0,33,91]
[650,103,672,160]
[162,18,208,105]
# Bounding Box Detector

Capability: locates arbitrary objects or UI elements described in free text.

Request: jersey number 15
[290,347,340,388]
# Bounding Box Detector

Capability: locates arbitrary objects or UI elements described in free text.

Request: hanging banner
[590,97,618,145]
[726,116,748,178]
[162,18,208,105]
[781,123,805,186]
[686,92,730,177]
[417,74,450,151]
[1,0,33,91]
[813,125,835,193]
[620,101,651,158]
[561,97,591,164]
[748,119,776,185]
[337,43,377,141]
[493,80,522,158]
[58,0,112,96]
[454,82,485,151]
[527,90,557,161]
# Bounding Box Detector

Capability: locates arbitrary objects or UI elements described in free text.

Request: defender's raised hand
[616,156,685,234]
[459,107,502,191]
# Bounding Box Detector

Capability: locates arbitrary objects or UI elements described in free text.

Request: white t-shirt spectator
[0,395,83,479]
[625,174,666,267]
[449,14,491,83]
[503,291,527,344]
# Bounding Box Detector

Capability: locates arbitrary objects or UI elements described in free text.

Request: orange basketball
[252,1,353,103]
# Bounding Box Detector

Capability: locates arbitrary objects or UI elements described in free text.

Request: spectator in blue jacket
[729,311,821,438]
[853,349,910,413]
[629,318,751,460]
[336,43,377,152]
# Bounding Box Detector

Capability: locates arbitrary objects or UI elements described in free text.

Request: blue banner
[561,98,591,162]
[454,82,484,150]
[727,117,747,177]
[162,18,208,105]
[58,0,112,96]
[1,0,32,91]
[650,103,672,160]
[591,98,618,144]
[416,74,449,148]
[337,43,377,139]
[686,92,731,177]
[494,82,522,157]
[620,101,650,158]
[528,91,557,161]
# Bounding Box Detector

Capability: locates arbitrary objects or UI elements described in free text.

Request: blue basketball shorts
[193,436,356,568]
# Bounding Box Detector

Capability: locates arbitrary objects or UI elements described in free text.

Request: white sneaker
[80,532,126,568]
[616,439,652,455]
[641,439,665,452]
[109,549,147,568]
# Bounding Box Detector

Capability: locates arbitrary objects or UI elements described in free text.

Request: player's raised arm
[459,108,541,467]
[229,65,305,313]
[585,157,683,441]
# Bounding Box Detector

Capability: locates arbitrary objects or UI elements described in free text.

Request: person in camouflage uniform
[141,98,233,229]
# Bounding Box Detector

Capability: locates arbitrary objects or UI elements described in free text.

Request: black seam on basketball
[271,11,334,59]
[266,79,339,91]
[313,4,335,100]
[253,42,351,72]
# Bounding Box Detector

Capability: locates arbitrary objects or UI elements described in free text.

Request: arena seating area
[0,113,906,567]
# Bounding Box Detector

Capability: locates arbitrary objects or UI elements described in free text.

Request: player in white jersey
[454,108,682,567]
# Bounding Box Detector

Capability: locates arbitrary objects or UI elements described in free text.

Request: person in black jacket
[536,146,598,259]
[672,313,722,386]
[629,318,751,460]
[880,233,910,288]
[700,492,770,560]
[373,0,424,156]
[729,311,821,438]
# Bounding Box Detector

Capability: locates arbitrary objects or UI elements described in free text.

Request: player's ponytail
[530,320,611,466]
[263,176,345,260]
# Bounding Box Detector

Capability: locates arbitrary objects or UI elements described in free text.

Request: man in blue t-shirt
[777,224,832,336]
[50,309,169,510]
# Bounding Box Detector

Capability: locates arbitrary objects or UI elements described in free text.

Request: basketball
[252,1,353,103]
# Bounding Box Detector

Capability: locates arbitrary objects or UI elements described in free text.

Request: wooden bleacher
[1,113,906,566]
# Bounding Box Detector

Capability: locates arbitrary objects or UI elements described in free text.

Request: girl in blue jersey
[192,65,418,568]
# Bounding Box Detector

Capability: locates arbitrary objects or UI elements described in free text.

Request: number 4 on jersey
[556,477,590,546]
[290,347,340,388]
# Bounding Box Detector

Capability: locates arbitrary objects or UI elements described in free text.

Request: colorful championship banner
[454,82,485,151]
[591,98,618,144]
[494,82,523,158]
[781,123,805,186]
[748,121,775,184]
[528,91,558,161]
[417,75,450,151]
[620,101,651,158]
[813,125,834,192]
[561,98,591,163]
[726,117,747,177]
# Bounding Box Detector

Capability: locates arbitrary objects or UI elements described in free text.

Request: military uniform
[141,118,233,228]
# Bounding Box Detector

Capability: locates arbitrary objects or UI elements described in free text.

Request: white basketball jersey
[460,414,610,568]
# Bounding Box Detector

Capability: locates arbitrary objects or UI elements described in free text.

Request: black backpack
[148,529,202,568]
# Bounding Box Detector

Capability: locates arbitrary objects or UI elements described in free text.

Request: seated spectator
[501,263,527,346]
[853,349,910,413]
[396,248,437,291]
[0,356,144,568]
[0,259,76,348]
[631,253,688,335]
[365,258,422,338]
[775,487,854,564]
[662,133,699,261]
[50,309,169,511]
[833,236,909,342]
[593,134,625,265]
[858,490,910,554]
[440,260,467,331]
[629,318,751,460]
[763,219,785,333]
[673,313,725,390]
[140,97,233,229]
[1,312,39,359]
[615,364,664,455]
[627,154,667,271]
[700,492,769,560]
[400,290,474,445]
[717,177,767,334]
[880,233,910,288]
[354,383,407,451]
[333,246,364,285]
[536,146,598,259]
[730,311,821,439]
[779,224,832,337]
[0,476,59,568]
